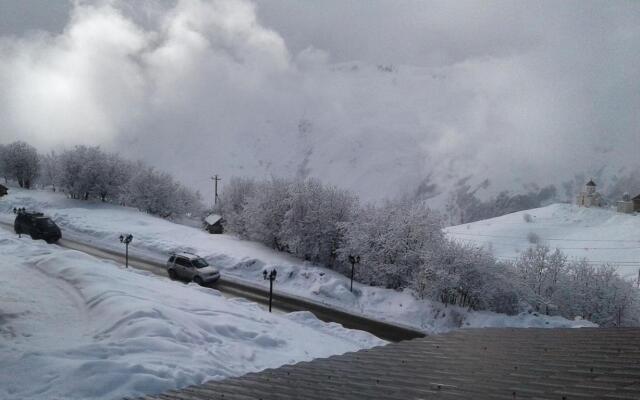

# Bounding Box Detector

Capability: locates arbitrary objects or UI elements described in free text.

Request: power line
[492,255,640,266]
[446,231,640,243]
[452,237,640,251]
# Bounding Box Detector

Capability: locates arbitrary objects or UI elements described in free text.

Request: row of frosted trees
[0,141,202,218]
[217,176,639,327]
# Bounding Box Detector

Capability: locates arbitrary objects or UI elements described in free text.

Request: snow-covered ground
[445,203,640,280]
[0,189,594,334]
[0,227,385,400]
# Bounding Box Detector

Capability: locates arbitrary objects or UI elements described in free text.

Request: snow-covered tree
[243,177,291,250]
[340,198,443,289]
[93,153,131,202]
[39,151,59,191]
[57,146,93,199]
[123,165,202,218]
[2,141,40,188]
[515,245,568,314]
[512,246,640,326]
[0,144,7,183]
[216,177,257,236]
[280,178,356,267]
[415,240,520,314]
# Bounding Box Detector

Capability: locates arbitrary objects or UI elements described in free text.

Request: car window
[36,218,56,228]
[176,257,191,267]
[192,258,209,269]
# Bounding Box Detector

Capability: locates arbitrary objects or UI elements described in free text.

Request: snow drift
[0,228,384,400]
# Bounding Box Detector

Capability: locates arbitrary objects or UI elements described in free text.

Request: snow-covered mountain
[1,1,637,204]
[445,203,640,279]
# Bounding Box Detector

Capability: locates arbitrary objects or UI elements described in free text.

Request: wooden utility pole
[211,175,221,206]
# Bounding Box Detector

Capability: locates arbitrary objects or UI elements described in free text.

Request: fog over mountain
[0,0,638,204]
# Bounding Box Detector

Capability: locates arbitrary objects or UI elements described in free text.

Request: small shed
[204,214,223,234]
[0,184,7,197]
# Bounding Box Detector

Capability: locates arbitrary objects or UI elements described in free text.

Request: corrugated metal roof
[133,327,640,400]
[205,214,222,225]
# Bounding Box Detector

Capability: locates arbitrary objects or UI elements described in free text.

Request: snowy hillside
[445,203,640,279]
[0,188,593,332]
[0,228,384,400]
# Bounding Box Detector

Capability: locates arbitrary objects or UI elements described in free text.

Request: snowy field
[0,189,593,333]
[0,227,385,400]
[445,204,640,280]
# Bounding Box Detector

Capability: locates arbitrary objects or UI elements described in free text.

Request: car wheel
[168,269,177,280]
[193,276,204,286]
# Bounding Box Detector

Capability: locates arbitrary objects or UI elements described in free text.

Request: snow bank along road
[1,189,593,334]
[0,222,424,342]
[0,228,386,400]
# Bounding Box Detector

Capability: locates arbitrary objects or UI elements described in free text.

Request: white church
[576,179,603,208]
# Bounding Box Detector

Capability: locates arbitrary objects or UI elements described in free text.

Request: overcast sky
[0,0,638,201]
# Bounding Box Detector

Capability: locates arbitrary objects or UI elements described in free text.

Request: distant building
[634,194,640,213]
[617,193,634,214]
[576,179,603,208]
[204,214,223,234]
[0,184,7,197]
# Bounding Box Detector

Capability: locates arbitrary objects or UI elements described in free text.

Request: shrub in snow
[526,231,540,244]
[0,141,40,188]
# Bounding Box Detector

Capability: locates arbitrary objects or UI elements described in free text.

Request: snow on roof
[173,251,200,259]
[205,214,222,225]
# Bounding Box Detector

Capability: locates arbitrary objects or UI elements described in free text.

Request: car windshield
[192,258,209,268]
[36,218,56,228]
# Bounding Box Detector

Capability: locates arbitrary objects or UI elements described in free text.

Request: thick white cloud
[0,0,638,202]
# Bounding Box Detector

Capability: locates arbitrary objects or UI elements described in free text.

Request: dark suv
[14,208,62,243]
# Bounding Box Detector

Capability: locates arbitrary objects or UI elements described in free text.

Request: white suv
[166,252,220,285]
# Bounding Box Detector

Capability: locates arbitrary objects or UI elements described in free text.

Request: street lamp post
[263,269,277,312]
[119,234,133,268]
[13,207,25,238]
[348,255,360,292]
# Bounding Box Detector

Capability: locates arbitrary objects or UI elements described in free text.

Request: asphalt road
[2,222,426,342]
